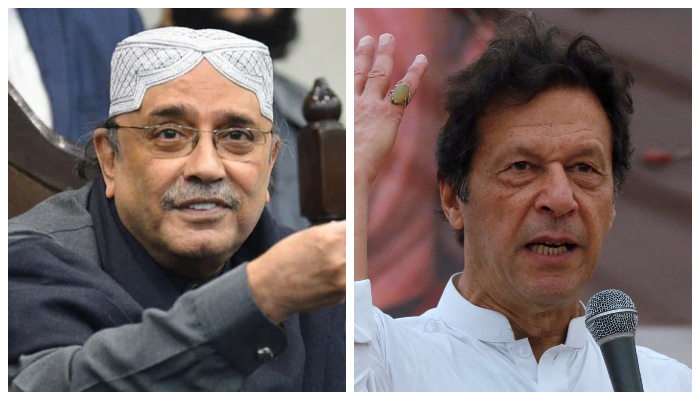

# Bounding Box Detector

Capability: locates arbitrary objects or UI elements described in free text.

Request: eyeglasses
[113,123,272,159]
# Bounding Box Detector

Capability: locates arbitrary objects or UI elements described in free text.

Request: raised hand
[354,34,428,187]
[354,34,428,281]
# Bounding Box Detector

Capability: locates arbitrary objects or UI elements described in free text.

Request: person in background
[9,9,143,142]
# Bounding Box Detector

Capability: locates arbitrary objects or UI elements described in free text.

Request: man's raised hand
[354,34,427,281]
[354,34,428,187]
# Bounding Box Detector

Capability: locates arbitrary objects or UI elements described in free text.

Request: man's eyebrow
[145,106,256,128]
[573,144,607,160]
[147,104,193,120]
[495,143,608,164]
[493,145,540,165]
[216,111,256,128]
[510,145,538,158]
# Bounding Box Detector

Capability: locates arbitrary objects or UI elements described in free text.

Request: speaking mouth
[526,241,577,256]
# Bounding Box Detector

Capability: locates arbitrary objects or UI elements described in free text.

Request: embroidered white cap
[109,27,274,121]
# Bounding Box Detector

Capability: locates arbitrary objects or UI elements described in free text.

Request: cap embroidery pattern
[109,27,273,121]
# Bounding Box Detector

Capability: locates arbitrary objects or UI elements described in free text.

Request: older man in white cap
[8,27,345,391]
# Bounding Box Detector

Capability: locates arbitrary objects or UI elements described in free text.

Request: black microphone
[585,289,644,392]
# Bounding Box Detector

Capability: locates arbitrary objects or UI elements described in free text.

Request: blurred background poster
[355,8,691,366]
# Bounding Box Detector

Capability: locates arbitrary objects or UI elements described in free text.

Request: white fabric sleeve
[353,279,393,392]
[637,347,692,391]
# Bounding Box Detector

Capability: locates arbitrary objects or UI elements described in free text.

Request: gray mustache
[161,180,241,210]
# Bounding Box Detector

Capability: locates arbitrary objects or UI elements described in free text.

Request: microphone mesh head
[585,289,638,342]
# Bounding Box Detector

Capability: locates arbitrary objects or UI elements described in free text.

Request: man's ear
[440,181,464,230]
[93,128,117,199]
[608,204,616,231]
[264,137,280,205]
[269,135,280,165]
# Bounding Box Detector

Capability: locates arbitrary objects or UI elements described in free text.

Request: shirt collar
[434,273,588,348]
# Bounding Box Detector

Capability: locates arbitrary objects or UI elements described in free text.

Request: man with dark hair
[354,15,690,391]
[167,9,298,60]
[9,27,345,391]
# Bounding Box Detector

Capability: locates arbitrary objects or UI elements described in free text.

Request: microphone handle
[600,336,644,392]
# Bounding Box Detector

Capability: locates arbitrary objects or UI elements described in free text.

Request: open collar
[433,273,588,348]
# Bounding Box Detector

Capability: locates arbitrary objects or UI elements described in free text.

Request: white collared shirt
[354,275,691,391]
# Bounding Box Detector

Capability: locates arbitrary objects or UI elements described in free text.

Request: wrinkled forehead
[109,27,273,121]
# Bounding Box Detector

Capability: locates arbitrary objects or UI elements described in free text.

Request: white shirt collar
[434,273,588,348]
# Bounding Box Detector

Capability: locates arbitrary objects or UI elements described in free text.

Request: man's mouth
[174,198,231,211]
[186,202,219,211]
[526,241,576,256]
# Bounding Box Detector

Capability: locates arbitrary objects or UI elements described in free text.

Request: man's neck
[159,254,228,280]
[455,274,584,362]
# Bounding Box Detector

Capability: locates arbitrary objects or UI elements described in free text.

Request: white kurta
[354,275,691,391]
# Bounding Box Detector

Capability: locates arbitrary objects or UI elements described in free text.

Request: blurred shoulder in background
[9,9,143,142]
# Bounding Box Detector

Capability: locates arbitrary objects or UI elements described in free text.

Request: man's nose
[182,134,227,182]
[534,165,578,218]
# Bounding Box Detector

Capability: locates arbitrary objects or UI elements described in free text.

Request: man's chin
[167,233,236,259]
[156,230,238,271]
[519,277,585,308]
[162,213,240,252]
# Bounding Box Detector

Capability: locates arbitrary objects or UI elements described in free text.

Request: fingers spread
[364,33,395,99]
[354,36,375,96]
